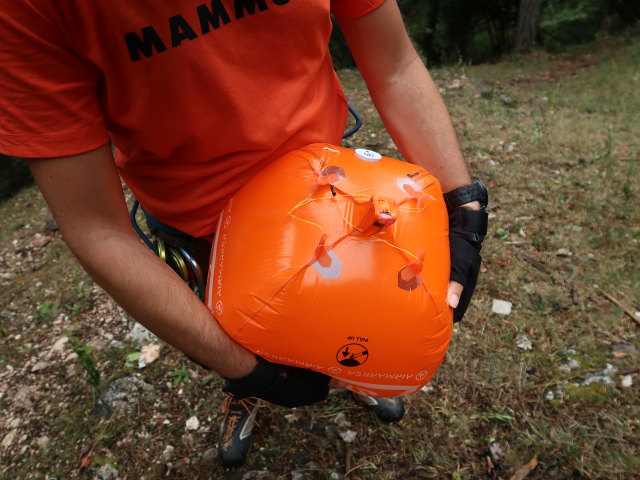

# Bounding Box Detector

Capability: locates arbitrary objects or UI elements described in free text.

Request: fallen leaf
[509,458,538,480]
[32,234,52,248]
[78,447,92,471]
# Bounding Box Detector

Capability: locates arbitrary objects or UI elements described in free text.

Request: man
[0,0,487,468]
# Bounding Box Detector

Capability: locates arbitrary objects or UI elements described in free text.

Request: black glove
[448,206,488,322]
[223,356,330,408]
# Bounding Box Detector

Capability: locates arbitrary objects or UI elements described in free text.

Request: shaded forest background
[2,0,639,200]
[331,0,640,68]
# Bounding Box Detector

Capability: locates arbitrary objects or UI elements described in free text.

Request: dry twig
[522,255,552,276]
[601,291,640,326]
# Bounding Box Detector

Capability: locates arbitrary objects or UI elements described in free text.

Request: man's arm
[27,144,257,378]
[337,0,484,311]
[337,1,471,192]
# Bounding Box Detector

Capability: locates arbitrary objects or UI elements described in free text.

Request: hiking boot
[353,393,405,423]
[218,396,264,467]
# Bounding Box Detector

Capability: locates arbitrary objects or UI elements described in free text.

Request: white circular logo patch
[355,148,382,162]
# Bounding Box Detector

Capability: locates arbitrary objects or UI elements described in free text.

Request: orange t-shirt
[0,0,384,236]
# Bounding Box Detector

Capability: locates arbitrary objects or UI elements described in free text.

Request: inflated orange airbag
[206,144,453,397]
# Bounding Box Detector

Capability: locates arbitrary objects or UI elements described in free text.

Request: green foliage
[37,300,59,323]
[125,352,141,363]
[67,333,101,390]
[622,162,635,200]
[539,0,608,51]
[169,363,190,385]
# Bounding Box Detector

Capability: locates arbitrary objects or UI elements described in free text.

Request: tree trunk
[422,0,441,65]
[514,0,542,51]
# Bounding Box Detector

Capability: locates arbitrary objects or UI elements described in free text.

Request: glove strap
[444,177,488,211]
[449,207,488,239]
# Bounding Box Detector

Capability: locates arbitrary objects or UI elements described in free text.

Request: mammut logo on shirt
[124,0,292,62]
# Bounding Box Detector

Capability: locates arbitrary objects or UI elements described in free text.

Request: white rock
[581,364,618,386]
[50,336,68,354]
[31,361,49,372]
[36,436,50,449]
[421,384,435,394]
[126,322,157,344]
[620,375,633,388]
[64,352,78,362]
[516,336,533,350]
[566,358,581,370]
[333,412,351,428]
[339,430,357,443]
[489,442,505,463]
[185,416,200,431]
[491,299,512,316]
[95,464,119,480]
[12,385,35,409]
[138,344,160,368]
[284,413,299,424]
[1,429,18,449]
[556,248,572,257]
[558,358,580,372]
[162,444,175,461]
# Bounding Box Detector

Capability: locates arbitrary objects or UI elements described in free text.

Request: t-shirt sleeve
[0,0,108,158]
[330,0,386,20]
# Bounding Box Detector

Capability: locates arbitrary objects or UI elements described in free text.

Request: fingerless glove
[448,206,488,322]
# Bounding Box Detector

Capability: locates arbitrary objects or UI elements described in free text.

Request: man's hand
[446,202,488,322]
[224,357,330,408]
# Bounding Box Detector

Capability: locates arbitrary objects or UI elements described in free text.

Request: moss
[564,382,616,406]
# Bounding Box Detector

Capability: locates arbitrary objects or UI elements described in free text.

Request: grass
[1,34,639,479]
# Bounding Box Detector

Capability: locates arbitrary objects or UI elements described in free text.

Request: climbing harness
[129,200,206,300]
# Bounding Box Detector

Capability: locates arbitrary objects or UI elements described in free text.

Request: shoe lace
[220,395,266,449]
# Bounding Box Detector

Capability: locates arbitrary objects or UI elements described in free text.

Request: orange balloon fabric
[206,144,453,397]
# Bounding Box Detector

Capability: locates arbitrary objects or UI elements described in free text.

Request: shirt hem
[0,126,109,158]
